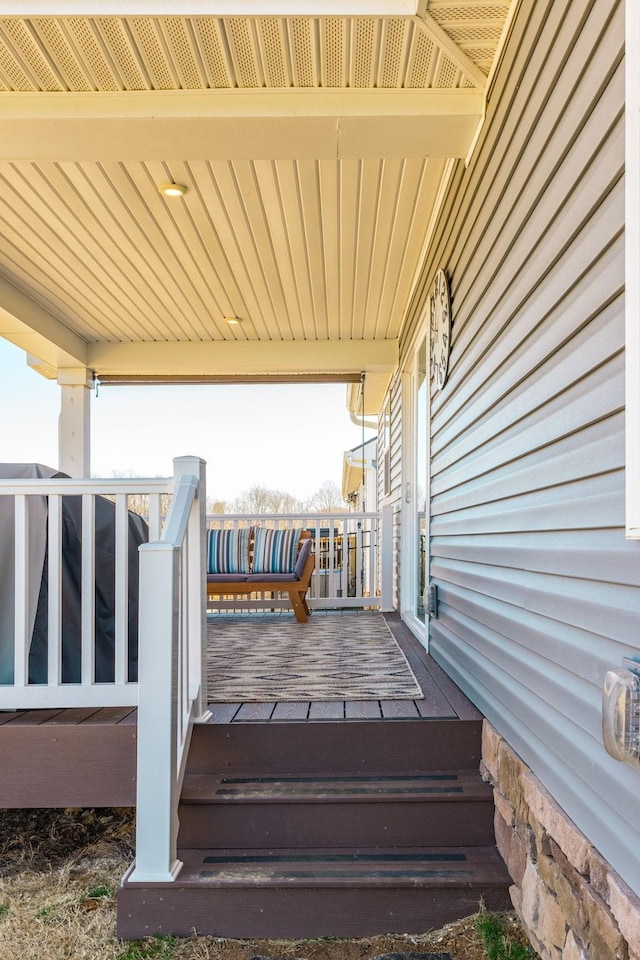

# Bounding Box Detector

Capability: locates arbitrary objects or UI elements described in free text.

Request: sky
[0,337,375,503]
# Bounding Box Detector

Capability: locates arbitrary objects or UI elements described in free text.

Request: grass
[0,808,540,960]
[475,912,536,960]
[115,937,175,960]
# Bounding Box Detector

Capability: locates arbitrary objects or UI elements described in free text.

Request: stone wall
[481,722,640,960]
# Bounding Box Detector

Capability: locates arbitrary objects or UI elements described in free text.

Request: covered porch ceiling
[0,1,515,413]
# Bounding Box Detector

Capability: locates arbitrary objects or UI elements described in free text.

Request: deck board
[308,701,344,720]
[272,702,310,720]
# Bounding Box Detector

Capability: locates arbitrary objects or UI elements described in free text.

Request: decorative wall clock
[430,269,451,391]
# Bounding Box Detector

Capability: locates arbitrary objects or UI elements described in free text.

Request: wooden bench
[206,530,315,623]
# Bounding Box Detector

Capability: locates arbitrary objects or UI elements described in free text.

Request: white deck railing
[0,473,173,709]
[206,507,393,612]
[130,456,208,883]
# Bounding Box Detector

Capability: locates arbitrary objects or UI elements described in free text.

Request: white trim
[626,0,640,538]
[403,610,427,648]
[0,1,418,13]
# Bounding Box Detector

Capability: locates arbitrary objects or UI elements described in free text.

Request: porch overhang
[0,4,515,383]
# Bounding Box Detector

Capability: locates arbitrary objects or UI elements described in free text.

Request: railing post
[130,540,182,883]
[380,503,394,612]
[172,456,209,720]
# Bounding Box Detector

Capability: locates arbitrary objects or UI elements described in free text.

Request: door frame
[400,322,430,649]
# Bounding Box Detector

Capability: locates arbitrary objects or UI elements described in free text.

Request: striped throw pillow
[252,527,302,575]
[207,528,251,574]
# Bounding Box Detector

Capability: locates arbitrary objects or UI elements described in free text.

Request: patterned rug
[206,613,423,702]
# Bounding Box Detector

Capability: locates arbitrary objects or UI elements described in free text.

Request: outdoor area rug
[206,612,423,702]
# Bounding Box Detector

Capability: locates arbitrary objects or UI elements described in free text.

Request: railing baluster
[81,494,96,686]
[341,518,349,599]
[355,520,363,599]
[149,493,162,541]
[48,494,63,686]
[368,519,376,600]
[114,494,128,685]
[13,495,29,687]
[328,516,335,603]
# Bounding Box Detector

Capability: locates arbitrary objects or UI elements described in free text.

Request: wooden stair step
[118,846,512,938]
[178,846,509,883]
[177,771,496,848]
[181,771,493,802]
[188,718,483,776]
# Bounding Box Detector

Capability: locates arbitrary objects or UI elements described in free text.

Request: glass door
[415,337,428,624]
[401,332,429,644]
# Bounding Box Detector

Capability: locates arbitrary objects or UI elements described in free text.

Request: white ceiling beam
[87,339,398,378]
[0,277,88,370]
[0,1,418,13]
[0,89,483,161]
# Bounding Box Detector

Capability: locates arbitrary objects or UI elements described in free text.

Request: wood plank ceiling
[0,2,513,382]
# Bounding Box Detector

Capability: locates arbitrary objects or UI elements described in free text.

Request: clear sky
[0,337,375,502]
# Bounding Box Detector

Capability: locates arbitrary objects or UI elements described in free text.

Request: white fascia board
[0,1,417,13]
[87,339,399,378]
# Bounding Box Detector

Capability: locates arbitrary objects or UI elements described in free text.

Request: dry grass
[0,808,533,960]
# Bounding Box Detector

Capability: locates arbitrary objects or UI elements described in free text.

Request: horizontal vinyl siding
[401,0,640,894]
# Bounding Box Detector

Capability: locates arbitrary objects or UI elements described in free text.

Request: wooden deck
[0,613,481,808]
[207,613,482,723]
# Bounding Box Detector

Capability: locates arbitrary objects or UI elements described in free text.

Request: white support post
[380,503,394,612]
[172,456,209,720]
[130,540,182,883]
[57,367,94,478]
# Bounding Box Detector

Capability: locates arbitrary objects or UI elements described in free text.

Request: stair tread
[161,846,510,888]
[181,771,493,803]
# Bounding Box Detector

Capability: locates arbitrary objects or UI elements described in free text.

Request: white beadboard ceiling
[0,2,514,387]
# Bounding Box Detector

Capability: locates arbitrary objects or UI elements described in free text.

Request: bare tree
[208,482,345,516]
[231,484,278,514]
[309,480,346,513]
[105,469,173,517]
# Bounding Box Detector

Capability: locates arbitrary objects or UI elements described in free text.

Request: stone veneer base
[481,722,640,960]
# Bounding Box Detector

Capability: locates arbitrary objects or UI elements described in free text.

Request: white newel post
[58,368,94,478]
[131,539,182,883]
[172,456,209,720]
[380,503,394,612]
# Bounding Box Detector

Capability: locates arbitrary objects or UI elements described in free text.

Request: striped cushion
[207,528,251,575]
[252,527,302,575]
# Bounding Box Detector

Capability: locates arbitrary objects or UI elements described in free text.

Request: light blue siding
[399,0,640,894]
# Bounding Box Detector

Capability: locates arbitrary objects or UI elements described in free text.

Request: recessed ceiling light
[224,316,242,325]
[158,182,187,197]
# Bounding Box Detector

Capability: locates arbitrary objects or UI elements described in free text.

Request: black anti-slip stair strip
[219,774,460,784]
[202,852,468,864]
[200,869,477,880]
[215,785,464,796]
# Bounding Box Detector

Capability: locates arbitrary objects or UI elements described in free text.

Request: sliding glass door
[402,332,429,644]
